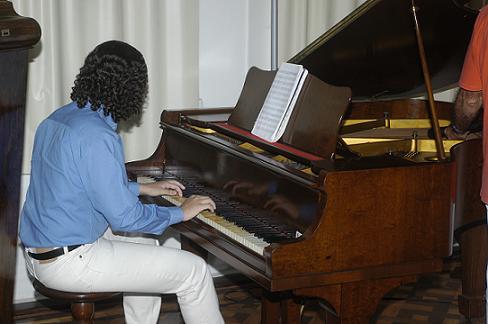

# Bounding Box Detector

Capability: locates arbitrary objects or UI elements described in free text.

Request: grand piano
[127,0,484,322]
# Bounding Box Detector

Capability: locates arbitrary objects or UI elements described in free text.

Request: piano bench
[32,279,120,323]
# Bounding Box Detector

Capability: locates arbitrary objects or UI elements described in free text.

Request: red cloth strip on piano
[213,122,323,161]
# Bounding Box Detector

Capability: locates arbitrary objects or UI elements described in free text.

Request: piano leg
[261,291,301,324]
[294,276,416,324]
[261,291,281,324]
[458,224,487,319]
[281,298,301,323]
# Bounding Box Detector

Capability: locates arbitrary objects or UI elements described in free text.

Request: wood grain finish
[32,279,120,323]
[226,67,352,159]
[0,2,40,323]
[0,2,40,50]
[0,48,28,324]
[268,163,452,280]
[127,107,453,323]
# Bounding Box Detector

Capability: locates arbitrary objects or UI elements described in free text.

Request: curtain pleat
[14,0,368,174]
[12,0,199,173]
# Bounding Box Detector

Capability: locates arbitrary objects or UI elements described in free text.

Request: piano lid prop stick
[411,0,446,161]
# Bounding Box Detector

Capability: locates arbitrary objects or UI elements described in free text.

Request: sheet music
[251,63,308,142]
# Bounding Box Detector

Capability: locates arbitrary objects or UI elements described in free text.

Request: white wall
[198,0,271,109]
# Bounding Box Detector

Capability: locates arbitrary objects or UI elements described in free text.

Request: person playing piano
[444,5,487,322]
[19,40,224,324]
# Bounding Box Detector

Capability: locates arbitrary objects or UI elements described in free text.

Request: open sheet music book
[251,63,308,142]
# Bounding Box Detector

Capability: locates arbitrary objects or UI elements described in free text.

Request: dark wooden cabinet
[0,1,40,322]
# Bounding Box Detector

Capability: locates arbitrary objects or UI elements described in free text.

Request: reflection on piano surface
[127,0,485,322]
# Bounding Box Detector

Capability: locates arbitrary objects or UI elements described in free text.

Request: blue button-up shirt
[20,102,183,248]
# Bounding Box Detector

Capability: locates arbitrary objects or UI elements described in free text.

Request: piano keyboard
[161,194,270,255]
[138,175,299,256]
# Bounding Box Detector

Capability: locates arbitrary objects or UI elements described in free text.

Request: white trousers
[25,229,224,324]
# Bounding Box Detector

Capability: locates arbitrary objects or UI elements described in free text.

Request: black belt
[27,245,82,261]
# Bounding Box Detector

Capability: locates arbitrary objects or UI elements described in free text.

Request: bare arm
[445,88,482,139]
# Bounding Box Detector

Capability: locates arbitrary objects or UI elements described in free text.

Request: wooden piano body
[451,138,486,318]
[127,0,485,322]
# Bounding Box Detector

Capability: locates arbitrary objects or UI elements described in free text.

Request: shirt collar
[82,102,117,130]
[97,108,117,130]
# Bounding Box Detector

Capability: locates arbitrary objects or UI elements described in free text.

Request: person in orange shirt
[445,5,488,322]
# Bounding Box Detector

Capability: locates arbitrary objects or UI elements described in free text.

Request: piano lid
[289,0,479,101]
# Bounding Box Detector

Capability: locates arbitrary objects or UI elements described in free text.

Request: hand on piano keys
[136,176,216,221]
[137,176,297,255]
[138,179,185,197]
[180,195,216,221]
[161,194,270,255]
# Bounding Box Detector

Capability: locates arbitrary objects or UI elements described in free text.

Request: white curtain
[12,0,199,174]
[13,0,369,175]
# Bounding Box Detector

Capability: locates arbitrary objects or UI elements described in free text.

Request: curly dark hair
[70,40,148,122]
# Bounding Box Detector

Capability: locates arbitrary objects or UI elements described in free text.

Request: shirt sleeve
[128,181,140,195]
[459,12,484,91]
[78,131,183,234]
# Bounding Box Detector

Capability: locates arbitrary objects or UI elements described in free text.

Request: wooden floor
[14,254,486,324]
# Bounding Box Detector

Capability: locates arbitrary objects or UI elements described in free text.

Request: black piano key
[161,171,301,243]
